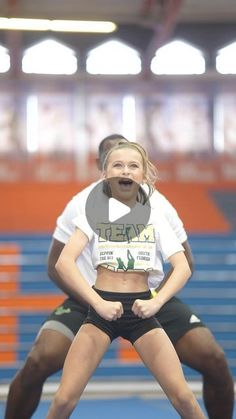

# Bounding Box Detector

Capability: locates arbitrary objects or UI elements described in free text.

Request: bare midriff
[96,265,149,293]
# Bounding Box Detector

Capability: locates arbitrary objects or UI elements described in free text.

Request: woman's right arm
[56,228,123,321]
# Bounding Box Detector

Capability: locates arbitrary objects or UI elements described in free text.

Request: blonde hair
[102,141,158,187]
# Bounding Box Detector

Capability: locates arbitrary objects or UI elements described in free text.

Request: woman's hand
[93,300,123,321]
[132,297,163,318]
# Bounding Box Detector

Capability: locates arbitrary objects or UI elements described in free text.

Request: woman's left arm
[151,251,191,311]
[132,251,190,318]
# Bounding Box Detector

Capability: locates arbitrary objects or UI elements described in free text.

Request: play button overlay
[109,198,130,222]
[85,178,151,242]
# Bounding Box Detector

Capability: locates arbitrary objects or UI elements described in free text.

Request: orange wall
[158,182,233,233]
[1,181,235,233]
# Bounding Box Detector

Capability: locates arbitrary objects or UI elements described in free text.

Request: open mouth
[118,178,133,186]
[107,177,137,198]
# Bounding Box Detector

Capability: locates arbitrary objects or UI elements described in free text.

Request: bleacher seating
[0,233,235,383]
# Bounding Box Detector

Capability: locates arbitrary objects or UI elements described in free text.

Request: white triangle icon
[189,314,201,324]
[109,198,131,222]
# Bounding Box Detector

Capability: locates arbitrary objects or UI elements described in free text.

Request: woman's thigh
[59,324,111,399]
[134,328,189,397]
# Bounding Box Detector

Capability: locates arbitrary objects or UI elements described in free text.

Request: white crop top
[53,181,187,288]
[73,203,184,287]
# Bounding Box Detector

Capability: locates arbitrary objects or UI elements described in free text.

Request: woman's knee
[51,390,77,416]
[171,388,198,415]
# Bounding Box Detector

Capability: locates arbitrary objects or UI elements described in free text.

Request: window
[86,40,141,74]
[22,39,77,75]
[151,40,205,75]
[0,44,10,73]
[216,41,236,74]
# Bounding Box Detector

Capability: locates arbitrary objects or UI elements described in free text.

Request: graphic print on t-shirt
[85,179,151,242]
[97,222,157,272]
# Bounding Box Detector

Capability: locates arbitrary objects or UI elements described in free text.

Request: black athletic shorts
[83,288,161,344]
[156,296,206,344]
[41,295,205,344]
[40,297,88,341]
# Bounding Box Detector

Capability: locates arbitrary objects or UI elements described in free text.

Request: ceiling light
[0,17,117,33]
[0,17,49,31]
[51,20,116,33]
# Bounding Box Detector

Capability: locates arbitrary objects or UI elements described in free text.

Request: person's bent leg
[157,297,234,419]
[5,329,72,419]
[134,328,206,419]
[47,324,111,419]
[175,327,234,419]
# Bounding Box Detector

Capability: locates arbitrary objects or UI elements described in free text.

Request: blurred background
[0,0,236,412]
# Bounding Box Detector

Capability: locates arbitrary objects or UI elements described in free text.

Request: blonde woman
[47,142,205,419]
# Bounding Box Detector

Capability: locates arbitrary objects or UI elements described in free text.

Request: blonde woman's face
[103,148,145,204]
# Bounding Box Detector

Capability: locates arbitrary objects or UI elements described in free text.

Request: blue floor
[1,397,235,418]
